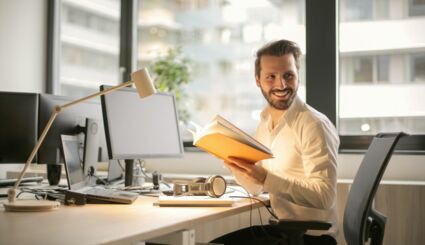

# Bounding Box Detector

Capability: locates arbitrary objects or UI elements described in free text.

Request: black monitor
[100,86,183,186]
[0,91,38,164]
[38,94,108,165]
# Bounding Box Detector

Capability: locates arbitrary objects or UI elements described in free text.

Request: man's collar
[284,96,303,127]
[260,96,304,127]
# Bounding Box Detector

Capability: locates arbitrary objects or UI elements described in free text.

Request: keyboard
[0,176,44,187]
[83,187,118,196]
[76,186,138,204]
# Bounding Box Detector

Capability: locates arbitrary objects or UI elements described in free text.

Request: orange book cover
[192,115,273,163]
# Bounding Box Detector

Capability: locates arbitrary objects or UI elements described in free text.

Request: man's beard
[260,85,298,110]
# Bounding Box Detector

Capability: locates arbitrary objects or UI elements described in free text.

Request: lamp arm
[8,108,59,202]
[61,81,133,109]
[8,80,134,203]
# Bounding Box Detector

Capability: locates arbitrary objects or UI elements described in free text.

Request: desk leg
[147,229,195,245]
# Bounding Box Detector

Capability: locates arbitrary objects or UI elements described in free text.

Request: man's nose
[276,76,287,89]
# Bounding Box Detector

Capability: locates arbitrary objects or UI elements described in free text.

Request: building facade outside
[57,0,425,141]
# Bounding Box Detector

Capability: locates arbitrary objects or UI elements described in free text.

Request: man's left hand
[224,156,268,185]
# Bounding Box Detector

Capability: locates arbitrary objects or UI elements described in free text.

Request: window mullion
[305,0,338,126]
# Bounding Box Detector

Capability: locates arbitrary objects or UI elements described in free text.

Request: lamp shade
[131,68,156,98]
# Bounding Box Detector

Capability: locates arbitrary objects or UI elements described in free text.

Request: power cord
[228,186,277,219]
[136,159,171,189]
[228,186,281,244]
[17,188,48,201]
[91,174,108,185]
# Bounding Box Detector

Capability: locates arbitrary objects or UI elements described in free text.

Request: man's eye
[266,75,275,80]
[284,74,294,80]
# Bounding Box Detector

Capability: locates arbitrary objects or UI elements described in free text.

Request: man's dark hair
[255,39,302,77]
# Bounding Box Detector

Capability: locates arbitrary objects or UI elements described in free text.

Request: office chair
[269,132,406,245]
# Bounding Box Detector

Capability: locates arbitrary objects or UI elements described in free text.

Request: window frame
[310,0,425,153]
[46,0,425,153]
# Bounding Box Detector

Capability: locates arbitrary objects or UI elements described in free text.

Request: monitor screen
[60,135,85,190]
[38,94,109,164]
[0,91,38,164]
[100,86,184,160]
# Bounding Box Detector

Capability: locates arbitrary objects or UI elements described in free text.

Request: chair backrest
[343,133,405,245]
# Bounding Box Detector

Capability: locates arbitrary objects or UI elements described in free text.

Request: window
[410,0,425,17]
[340,0,392,21]
[411,53,425,83]
[47,0,425,152]
[56,0,121,98]
[340,55,389,84]
[340,0,373,21]
[137,0,306,141]
[339,0,425,136]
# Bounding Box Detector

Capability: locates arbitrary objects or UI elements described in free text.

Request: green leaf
[149,47,193,123]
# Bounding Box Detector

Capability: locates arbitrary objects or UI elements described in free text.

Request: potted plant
[149,47,192,124]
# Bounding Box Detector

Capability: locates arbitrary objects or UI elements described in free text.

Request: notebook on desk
[157,195,234,207]
[61,135,138,204]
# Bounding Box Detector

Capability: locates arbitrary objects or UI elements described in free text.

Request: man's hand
[224,157,268,185]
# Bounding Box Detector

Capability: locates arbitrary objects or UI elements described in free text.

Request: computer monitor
[100,86,183,186]
[83,118,101,177]
[60,134,85,190]
[0,91,38,164]
[38,94,109,165]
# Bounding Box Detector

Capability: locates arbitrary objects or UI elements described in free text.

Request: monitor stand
[83,118,100,178]
[124,159,148,187]
[124,159,134,187]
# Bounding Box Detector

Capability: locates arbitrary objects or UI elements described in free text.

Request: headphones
[173,175,227,198]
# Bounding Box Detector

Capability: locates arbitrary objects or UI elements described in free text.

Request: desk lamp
[4,68,156,212]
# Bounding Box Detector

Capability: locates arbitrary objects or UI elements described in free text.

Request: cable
[135,159,172,189]
[241,186,254,228]
[91,174,108,185]
[17,188,47,201]
[137,159,151,179]
[228,186,277,218]
[233,189,284,244]
[228,185,283,242]
[230,195,278,219]
[258,201,264,226]
[117,160,125,171]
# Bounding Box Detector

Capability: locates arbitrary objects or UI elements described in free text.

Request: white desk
[0,194,268,245]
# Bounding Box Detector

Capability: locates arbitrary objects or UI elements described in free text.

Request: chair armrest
[269,217,332,231]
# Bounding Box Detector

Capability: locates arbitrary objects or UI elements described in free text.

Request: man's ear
[255,75,260,87]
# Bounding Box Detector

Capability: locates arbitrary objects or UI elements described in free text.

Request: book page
[214,115,272,154]
[194,133,272,162]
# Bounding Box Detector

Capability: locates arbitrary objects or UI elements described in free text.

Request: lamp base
[3,200,60,212]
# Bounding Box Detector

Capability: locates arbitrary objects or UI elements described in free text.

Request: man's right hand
[225,157,267,186]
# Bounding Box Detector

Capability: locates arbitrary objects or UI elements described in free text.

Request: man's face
[256,54,299,110]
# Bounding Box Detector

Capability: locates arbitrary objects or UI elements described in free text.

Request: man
[211,40,339,245]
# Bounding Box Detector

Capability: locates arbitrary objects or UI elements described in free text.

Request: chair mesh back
[343,133,403,245]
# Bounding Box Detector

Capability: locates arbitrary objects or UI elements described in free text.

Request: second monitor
[100,86,183,186]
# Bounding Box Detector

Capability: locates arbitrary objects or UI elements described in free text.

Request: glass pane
[410,0,425,17]
[59,0,121,97]
[137,0,306,141]
[412,54,425,83]
[377,55,389,83]
[339,0,425,135]
[353,56,373,83]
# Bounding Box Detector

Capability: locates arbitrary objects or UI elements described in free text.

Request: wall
[0,0,46,92]
[0,0,47,178]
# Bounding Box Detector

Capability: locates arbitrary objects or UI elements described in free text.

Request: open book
[191,115,273,163]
